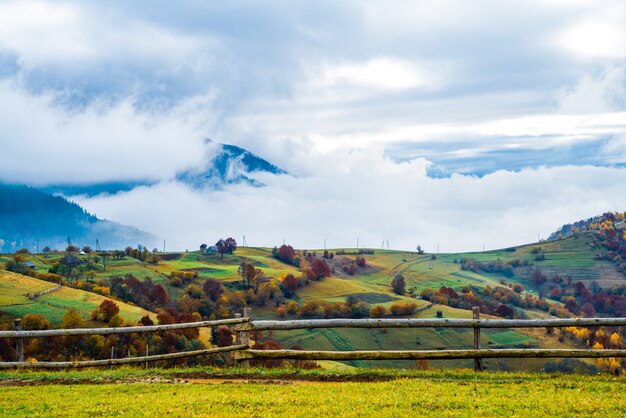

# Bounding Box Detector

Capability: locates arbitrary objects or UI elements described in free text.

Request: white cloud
[75,147,626,253]
[557,20,626,60]
[0,1,213,71]
[320,58,441,90]
[557,67,626,113]
[601,134,626,161]
[0,81,215,184]
[3,0,626,254]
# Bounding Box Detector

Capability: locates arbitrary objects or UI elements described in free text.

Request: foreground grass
[0,368,624,417]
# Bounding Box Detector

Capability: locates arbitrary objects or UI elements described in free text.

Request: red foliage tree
[311,259,331,280]
[283,274,298,292]
[277,245,296,264]
[216,326,233,347]
[139,315,154,326]
[202,278,224,301]
[494,303,514,319]
[98,300,120,323]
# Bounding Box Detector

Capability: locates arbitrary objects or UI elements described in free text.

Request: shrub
[370,305,386,318]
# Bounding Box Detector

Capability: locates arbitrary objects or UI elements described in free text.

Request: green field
[0,270,154,326]
[0,368,624,417]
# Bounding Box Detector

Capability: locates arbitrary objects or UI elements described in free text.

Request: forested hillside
[0,184,155,252]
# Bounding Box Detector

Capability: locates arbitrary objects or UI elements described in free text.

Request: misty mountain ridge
[38,141,287,197]
[0,184,156,252]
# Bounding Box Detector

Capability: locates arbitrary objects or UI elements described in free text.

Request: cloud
[555,4,626,60]
[0,1,213,70]
[75,146,626,253]
[557,67,626,113]
[0,81,215,184]
[319,58,443,91]
[601,134,626,162]
[3,0,626,253]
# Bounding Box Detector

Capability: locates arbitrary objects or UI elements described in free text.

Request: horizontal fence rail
[0,344,247,369]
[238,348,626,361]
[2,308,626,370]
[246,317,626,331]
[0,317,249,339]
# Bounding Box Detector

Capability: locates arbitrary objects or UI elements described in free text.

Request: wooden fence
[2,308,626,370]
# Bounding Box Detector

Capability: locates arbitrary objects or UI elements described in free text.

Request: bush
[389,301,417,316]
[370,305,386,318]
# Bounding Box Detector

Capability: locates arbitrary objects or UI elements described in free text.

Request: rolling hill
[3,225,623,371]
[0,270,154,326]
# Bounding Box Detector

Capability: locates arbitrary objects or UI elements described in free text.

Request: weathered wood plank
[248,317,626,331]
[0,344,248,369]
[235,308,252,368]
[472,307,482,371]
[0,317,248,339]
[241,348,626,361]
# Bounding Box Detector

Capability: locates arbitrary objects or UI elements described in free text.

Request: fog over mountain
[1,1,626,251]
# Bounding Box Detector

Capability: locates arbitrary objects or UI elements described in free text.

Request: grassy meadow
[0,270,154,326]
[0,368,624,417]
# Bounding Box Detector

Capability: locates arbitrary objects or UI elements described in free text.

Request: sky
[1,0,626,252]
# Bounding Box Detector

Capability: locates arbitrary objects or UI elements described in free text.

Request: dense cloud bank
[2,1,626,251]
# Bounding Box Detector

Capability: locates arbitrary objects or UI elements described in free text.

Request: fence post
[14,319,24,362]
[235,308,251,368]
[145,334,150,369]
[473,307,483,372]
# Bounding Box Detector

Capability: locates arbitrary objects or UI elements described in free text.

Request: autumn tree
[91,300,120,323]
[238,262,264,291]
[202,278,224,301]
[311,259,331,280]
[277,244,296,264]
[391,273,406,295]
[216,238,237,258]
[494,303,515,319]
[215,326,233,347]
[62,309,83,328]
[22,314,50,330]
[280,273,298,297]
[370,305,386,318]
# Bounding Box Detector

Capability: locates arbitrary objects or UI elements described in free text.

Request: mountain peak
[176,141,287,189]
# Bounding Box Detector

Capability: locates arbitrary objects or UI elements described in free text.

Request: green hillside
[0,270,154,326]
[1,231,624,371]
